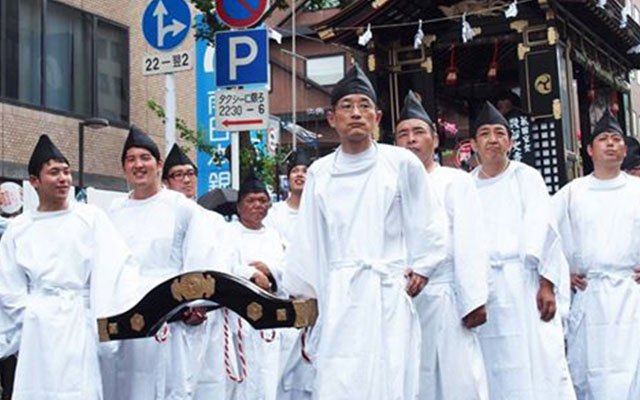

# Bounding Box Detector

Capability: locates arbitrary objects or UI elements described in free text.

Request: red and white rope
[154,323,169,343]
[260,329,277,343]
[301,327,313,364]
[223,307,247,383]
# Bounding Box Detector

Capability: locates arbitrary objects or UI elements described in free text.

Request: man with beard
[553,112,640,399]
[0,135,137,399]
[283,64,447,399]
[395,91,489,400]
[470,101,575,400]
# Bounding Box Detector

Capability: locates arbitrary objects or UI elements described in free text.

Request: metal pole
[231,131,240,190]
[165,73,176,153]
[291,0,297,151]
[78,123,84,189]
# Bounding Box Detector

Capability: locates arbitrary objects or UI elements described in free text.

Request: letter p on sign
[215,28,269,87]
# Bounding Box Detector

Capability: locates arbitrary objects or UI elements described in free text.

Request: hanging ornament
[597,0,607,9]
[358,24,372,47]
[461,13,475,43]
[587,69,596,104]
[414,20,425,49]
[504,1,518,18]
[487,41,500,82]
[445,45,459,86]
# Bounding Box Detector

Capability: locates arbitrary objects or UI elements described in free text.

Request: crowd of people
[0,64,639,400]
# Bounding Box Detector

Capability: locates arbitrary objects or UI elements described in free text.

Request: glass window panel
[306,55,344,86]
[44,3,91,114]
[96,21,128,122]
[6,0,42,104]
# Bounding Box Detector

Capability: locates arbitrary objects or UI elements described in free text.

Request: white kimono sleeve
[518,168,561,287]
[449,174,489,318]
[0,225,27,357]
[283,168,325,299]
[550,185,580,273]
[89,209,139,318]
[183,208,232,274]
[399,156,447,278]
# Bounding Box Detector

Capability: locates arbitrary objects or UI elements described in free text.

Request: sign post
[142,0,191,153]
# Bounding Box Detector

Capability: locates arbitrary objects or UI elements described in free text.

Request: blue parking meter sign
[142,0,191,51]
[215,29,269,87]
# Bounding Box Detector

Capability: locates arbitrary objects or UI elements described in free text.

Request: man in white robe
[552,112,640,400]
[161,143,230,400]
[265,151,316,400]
[224,176,286,400]
[283,64,447,400]
[107,127,223,400]
[395,91,489,400]
[470,101,575,400]
[0,135,137,400]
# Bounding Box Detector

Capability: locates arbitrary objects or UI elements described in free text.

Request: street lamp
[78,117,109,189]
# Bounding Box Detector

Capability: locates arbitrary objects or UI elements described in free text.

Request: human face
[471,124,512,165]
[326,94,382,144]
[237,192,271,229]
[164,165,197,199]
[123,147,162,193]
[587,131,626,169]
[29,159,71,210]
[288,165,307,194]
[395,119,438,165]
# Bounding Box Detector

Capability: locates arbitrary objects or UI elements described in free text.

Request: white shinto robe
[107,189,221,400]
[265,201,315,400]
[0,203,137,400]
[225,220,285,400]
[192,208,233,400]
[471,161,575,400]
[414,165,489,400]
[552,172,640,400]
[283,143,447,400]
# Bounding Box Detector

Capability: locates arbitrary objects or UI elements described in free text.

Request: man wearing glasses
[162,144,198,200]
[283,64,447,399]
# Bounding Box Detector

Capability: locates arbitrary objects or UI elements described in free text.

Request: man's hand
[181,306,207,326]
[634,267,640,284]
[251,269,272,291]
[462,305,487,329]
[249,261,273,279]
[537,277,556,322]
[570,273,588,291]
[405,269,428,297]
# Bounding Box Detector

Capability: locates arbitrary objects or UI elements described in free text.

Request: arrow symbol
[153,0,188,48]
[223,119,263,127]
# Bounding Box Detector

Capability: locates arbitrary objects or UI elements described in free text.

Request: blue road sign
[142,0,191,51]
[215,29,268,87]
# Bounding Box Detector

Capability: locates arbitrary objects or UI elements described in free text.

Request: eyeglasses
[336,101,375,113]
[168,170,196,180]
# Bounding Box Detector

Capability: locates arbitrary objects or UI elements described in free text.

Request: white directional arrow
[153,0,169,47]
[152,0,188,48]
[164,19,187,38]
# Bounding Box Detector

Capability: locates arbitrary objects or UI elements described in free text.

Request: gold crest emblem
[534,74,552,95]
[247,302,263,322]
[171,273,216,302]
[130,313,145,332]
[276,308,288,322]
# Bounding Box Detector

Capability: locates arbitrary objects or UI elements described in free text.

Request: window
[2,0,129,122]
[306,55,345,86]
[96,21,128,122]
